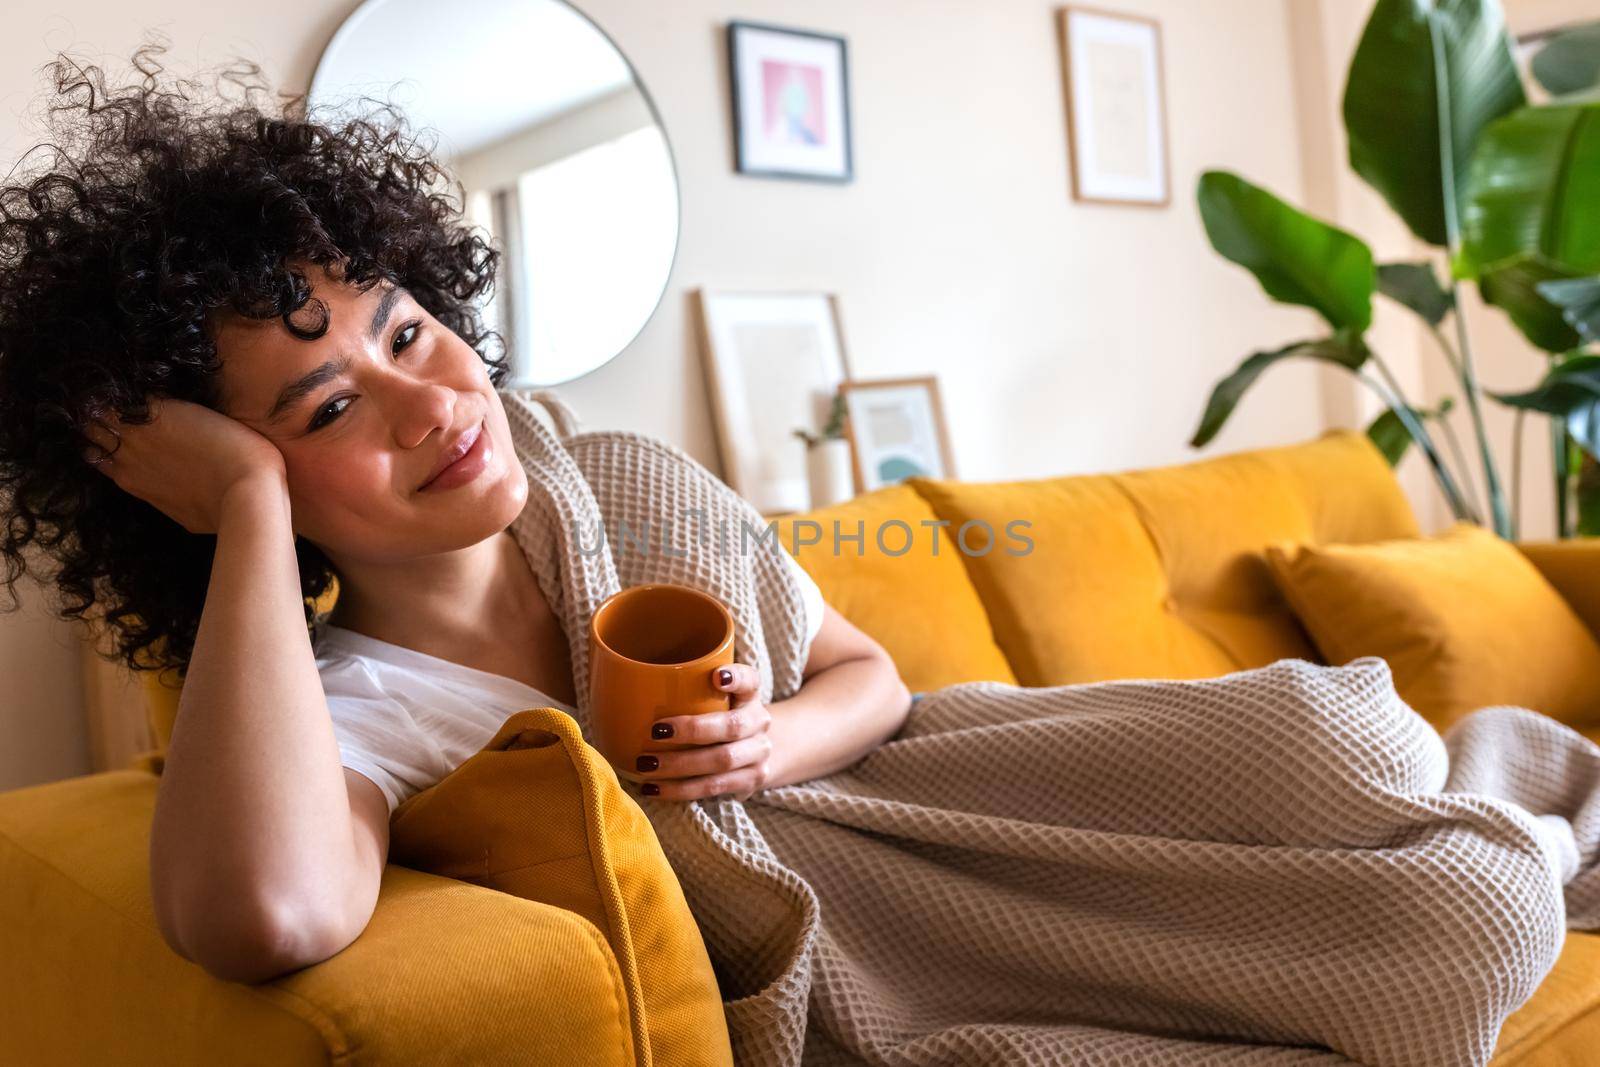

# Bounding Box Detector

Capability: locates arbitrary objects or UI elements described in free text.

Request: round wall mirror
[309,0,681,387]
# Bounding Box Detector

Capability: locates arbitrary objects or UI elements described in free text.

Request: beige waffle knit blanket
[499,387,1600,1067]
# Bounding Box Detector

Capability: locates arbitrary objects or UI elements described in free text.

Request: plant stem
[1448,286,1511,537]
[1425,322,1464,379]
[1510,407,1525,541]
[1356,368,1478,523]
[1363,351,1481,523]
[1420,322,1485,513]
[1552,416,1572,539]
[1438,415,1481,521]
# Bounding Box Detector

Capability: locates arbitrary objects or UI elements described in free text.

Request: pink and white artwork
[761,61,826,146]
[729,22,852,181]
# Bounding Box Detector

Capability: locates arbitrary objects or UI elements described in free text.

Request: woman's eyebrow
[266,353,353,424]
[264,284,407,423]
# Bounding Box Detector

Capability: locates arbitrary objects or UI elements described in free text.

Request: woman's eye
[309,396,352,431]
[394,321,422,353]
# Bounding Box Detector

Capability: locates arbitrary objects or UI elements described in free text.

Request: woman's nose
[388,380,457,450]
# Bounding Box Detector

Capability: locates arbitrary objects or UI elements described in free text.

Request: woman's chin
[446,466,526,523]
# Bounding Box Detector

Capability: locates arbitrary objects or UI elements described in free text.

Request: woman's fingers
[711,661,760,698]
[642,766,767,803]
[643,662,764,748]
[632,731,771,780]
[625,735,774,800]
[650,698,770,748]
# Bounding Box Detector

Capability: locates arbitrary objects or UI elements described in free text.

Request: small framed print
[693,289,855,514]
[1057,6,1171,206]
[839,376,956,492]
[727,20,854,182]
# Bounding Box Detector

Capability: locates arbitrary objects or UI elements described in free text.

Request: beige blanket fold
[498,387,1600,1067]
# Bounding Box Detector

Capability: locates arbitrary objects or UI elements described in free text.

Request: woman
[6,44,1596,1067]
[0,46,908,984]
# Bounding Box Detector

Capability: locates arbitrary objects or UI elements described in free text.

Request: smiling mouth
[418,419,485,492]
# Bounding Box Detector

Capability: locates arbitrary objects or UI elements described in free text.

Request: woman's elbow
[162,895,359,984]
[871,652,913,724]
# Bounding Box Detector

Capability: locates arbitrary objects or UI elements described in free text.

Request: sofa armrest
[0,769,636,1065]
[1517,539,1600,641]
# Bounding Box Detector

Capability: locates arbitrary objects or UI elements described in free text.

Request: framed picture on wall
[1057,6,1171,206]
[693,290,855,514]
[727,21,854,182]
[840,376,956,492]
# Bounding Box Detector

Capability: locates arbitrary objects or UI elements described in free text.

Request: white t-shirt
[313,550,826,815]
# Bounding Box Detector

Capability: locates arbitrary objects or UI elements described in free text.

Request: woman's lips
[418,419,490,492]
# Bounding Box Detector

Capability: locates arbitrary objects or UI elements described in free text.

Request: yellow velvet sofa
[2,425,1596,1063]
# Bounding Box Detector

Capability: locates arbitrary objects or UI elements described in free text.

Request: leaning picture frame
[692,289,855,515]
[839,376,956,492]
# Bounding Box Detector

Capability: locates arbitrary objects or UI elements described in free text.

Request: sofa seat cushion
[908,429,1420,686]
[1265,521,1600,732]
[774,483,1017,690]
[1492,930,1600,1064]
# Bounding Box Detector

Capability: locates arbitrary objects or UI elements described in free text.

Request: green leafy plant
[793,392,848,449]
[1192,0,1600,539]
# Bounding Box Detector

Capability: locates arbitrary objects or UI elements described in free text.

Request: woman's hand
[79,395,286,535]
[623,662,775,802]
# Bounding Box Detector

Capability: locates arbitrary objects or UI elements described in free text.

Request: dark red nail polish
[642,783,659,796]
[652,723,674,739]
[636,754,659,772]
[718,668,732,686]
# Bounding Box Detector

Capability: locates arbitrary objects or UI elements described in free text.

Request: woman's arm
[148,471,387,983]
[764,603,913,790]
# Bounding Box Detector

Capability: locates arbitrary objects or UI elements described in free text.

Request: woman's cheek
[283,446,389,533]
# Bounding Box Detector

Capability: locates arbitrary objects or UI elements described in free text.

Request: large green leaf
[1532,22,1600,97]
[1571,400,1600,461]
[1197,171,1375,331]
[1479,253,1586,351]
[1537,274,1600,344]
[1344,0,1526,247]
[1491,354,1600,453]
[1460,102,1600,276]
[1191,332,1370,448]
[1377,261,1455,325]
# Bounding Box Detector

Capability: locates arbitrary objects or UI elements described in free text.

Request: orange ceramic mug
[588,582,735,775]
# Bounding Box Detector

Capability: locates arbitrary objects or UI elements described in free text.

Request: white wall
[0,0,1335,789]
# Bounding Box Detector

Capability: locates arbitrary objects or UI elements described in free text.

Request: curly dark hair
[0,36,509,685]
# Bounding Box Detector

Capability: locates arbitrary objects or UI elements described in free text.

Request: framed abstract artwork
[693,290,855,515]
[727,20,854,182]
[839,376,956,492]
[1057,6,1171,206]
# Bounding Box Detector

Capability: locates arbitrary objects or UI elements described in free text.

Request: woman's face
[212,259,528,565]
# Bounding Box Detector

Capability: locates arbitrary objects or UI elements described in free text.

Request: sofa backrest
[904,428,1420,686]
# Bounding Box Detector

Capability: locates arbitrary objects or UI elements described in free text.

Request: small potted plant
[793,392,855,509]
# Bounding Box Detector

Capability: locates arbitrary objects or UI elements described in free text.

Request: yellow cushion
[772,483,1017,691]
[908,428,1420,686]
[386,705,734,1067]
[1516,538,1600,640]
[1264,521,1600,732]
